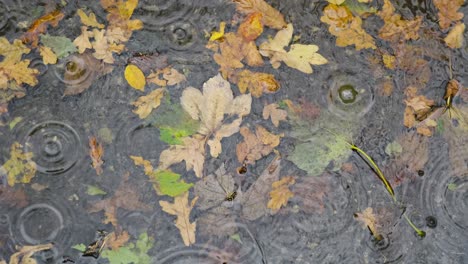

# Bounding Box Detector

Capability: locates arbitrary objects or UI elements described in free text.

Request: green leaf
[385,141,402,157]
[86,185,107,196]
[101,233,153,264]
[40,35,77,58]
[159,126,194,145]
[98,127,114,144]
[150,170,193,197]
[447,183,458,191]
[230,233,243,244]
[9,117,22,130]
[72,244,86,252]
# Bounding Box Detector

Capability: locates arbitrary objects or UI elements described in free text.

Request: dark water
[0,0,467,263]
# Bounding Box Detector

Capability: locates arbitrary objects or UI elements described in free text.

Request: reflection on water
[0,0,467,263]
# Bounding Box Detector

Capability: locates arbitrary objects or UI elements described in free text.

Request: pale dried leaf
[132,88,165,119]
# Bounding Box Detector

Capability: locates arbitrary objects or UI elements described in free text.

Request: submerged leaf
[101,233,153,264]
[89,136,104,175]
[236,125,283,165]
[1,142,36,187]
[354,207,380,237]
[21,9,64,47]
[40,35,78,59]
[268,176,295,213]
[9,243,54,264]
[377,0,422,42]
[233,0,287,29]
[234,70,280,97]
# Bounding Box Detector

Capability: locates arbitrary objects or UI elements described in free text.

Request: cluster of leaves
[0,142,36,187]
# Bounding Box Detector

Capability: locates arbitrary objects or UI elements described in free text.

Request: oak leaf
[106,231,130,250]
[0,142,36,187]
[159,192,198,246]
[263,103,287,127]
[320,4,376,50]
[433,0,464,30]
[132,88,165,119]
[233,69,280,97]
[378,0,422,42]
[267,176,295,213]
[180,74,252,157]
[233,0,287,29]
[0,38,39,89]
[444,23,465,49]
[89,136,104,175]
[236,125,283,165]
[92,29,116,63]
[259,23,328,73]
[77,9,105,29]
[38,46,57,65]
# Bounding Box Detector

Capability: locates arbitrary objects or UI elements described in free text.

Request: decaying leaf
[444,23,465,49]
[263,103,287,127]
[128,52,168,74]
[9,243,54,264]
[433,0,464,30]
[292,174,329,214]
[354,207,380,237]
[88,172,152,226]
[158,135,206,178]
[131,156,193,197]
[132,88,165,119]
[89,136,104,175]
[74,26,94,54]
[236,125,283,165]
[147,67,186,87]
[101,232,153,264]
[259,23,328,73]
[21,9,64,47]
[106,231,130,250]
[101,0,143,39]
[40,35,77,59]
[267,176,295,213]
[320,4,376,50]
[180,74,251,157]
[38,46,58,65]
[125,64,146,91]
[0,142,36,187]
[403,92,437,136]
[159,192,198,246]
[233,0,287,29]
[377,0,422,42]
[77,9,105,29]
[0,186,28,208]
[233,69,280,97]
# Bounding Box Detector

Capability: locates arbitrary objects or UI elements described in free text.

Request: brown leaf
[159,192,198,246]
[236,125,283,165]
[263,103,287,127]
[128,52,168,74]
[433,0,464,30]
[89,136,104,175]
[106,231,130,250]
[378,0,422,42]
[21,9,64,47]
[320,4,376,50]
[267,176,295,213]
[238,12,264,41]
[132,88,165,119]
[354,207,380,236]
[0,186,28,208]
[234,69,280,97]
[233,0,287,29]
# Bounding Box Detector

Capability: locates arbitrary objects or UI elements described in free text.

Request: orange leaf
[21,9,64,47]
[238,12,264,41]
[89,136,104,175]
[267,176,295,213]
[235,69,280,97]
[378,0,422,42]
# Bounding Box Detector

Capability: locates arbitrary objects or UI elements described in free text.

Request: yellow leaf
[9,243,53,264]
[0,37,39,88]
[259,24,327,73]
[268,176,295,213]
[236,70,280,97]
[445,23,465,49]
[1,142,36,187]
[263,103,287,127]
[209,21,226,41]
[327,0,346,4]
[132,88,165,118]
[159,192,198,246]
[382,54,396,70]
[238,12,264,41]
[73,26,93,53]
[77,9,105,28]
[233,0,287,29]
[125,64,146,91]
[92,29,114,63]
[130,155,154,175]
[39,45,57,65]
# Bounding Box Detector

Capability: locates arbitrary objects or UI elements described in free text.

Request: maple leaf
[232,69,280,97]
[0,142,36,187]
[267,176,295,213]
[354,207,380,237]
[89,136,104,175]
[377,0,423,42]
[320,4,376,50]
[233,0,287,29]
[259,23,328,73]
[263,103,287,127]
[433,0,464,30]
[9,243,54,264]
[236,125,283,165]
[77,9,105,29]
[159,192,198,246]
[158,135,206,178]
[444,23,465,49]
[92,29,116,64]
[0,38,39,89]
[21,9,64,47]
[180,74,252,157]
[132,88,165,119]
[38,45,57,65]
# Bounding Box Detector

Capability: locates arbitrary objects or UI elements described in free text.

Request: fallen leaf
[88,172,152,226]
[233,0,287,29]
[89,136,104,175]
[74,27,94,53]
[382,54,396,70]
[234,69,280,97]
[444,23,465,49]
[106,231,130,250]
[101,0,143,39]
[87,185,107,196]
[238,12,264,41]
[259,23,328,73]
[125,64,146,91]
[354,207,380,237]
[292,174,329,213]
[21,9,64,47]
[267,176,295,213]
[320,4,376,50]
[209,21,226,41]
[180,74,252,157]
[38,45,58,65]
[131,156,193,197]
[9,243,54,264]
[0,142,36,187]
[236,125,283,165]
[163,68,187,86]
[101,232,153,264]
[378,0,423,42]
[159,192,198,246]
[77,9,105,29]
[404,94,436,135]
[327,0,346,4]
[263,103,287,127]
[132,88,165,119]
[127,52,168,74]
[433,0,464,30]
[40,35,77,59]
